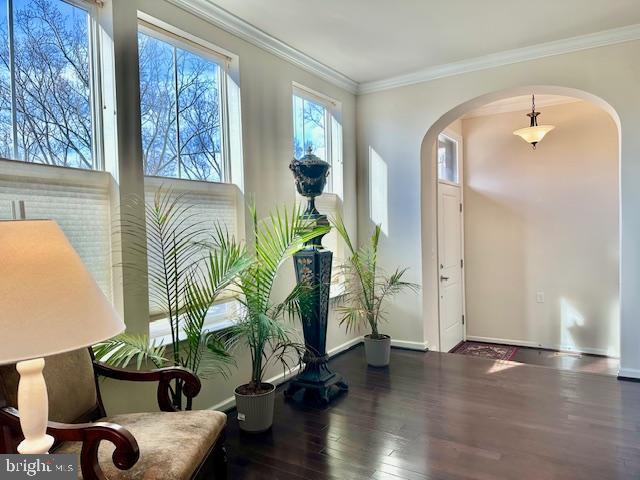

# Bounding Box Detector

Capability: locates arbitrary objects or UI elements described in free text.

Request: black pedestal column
[285,150,348,406]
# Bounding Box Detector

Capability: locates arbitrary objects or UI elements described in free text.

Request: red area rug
[450,341,518,360]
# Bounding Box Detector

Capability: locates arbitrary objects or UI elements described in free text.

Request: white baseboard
[618,368,640,380]
[465,335,614,357]
[328,335,364,356]
[390,339,429,351]
[208,336,363,412]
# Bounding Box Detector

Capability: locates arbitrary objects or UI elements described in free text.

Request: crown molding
[358,23,640,95]
[154,4,640,97]
[166,0,359,94]
[462,95,581,119]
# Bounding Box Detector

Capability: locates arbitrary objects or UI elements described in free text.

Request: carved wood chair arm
[0,407,139,480]
[92,361,202,412]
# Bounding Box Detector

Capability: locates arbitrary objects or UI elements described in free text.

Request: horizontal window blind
[144,177,242,320]
[313,193,342,259]
[0,161,114,299]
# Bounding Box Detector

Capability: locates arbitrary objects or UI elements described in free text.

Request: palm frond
[93,334,167,369]
[226,203,327,389]
[116,189,251,376]
[331,217,419,336]
[182,225,252,375]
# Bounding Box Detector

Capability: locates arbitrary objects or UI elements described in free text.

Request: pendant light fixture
[513,94,555,149]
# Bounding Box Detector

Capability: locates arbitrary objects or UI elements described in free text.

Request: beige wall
[462,101,619,356]
[357,40,640,377]
[100,0,360,413]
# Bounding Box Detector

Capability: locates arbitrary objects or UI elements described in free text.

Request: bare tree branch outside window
[292,94,327,161]
[0,0,93,169]
[0,1,226,183]
[138,31,224,182]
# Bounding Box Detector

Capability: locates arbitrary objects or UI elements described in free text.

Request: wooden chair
[0,348,227,479]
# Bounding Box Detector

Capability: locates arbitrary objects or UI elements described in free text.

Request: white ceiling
[210,0,640,84]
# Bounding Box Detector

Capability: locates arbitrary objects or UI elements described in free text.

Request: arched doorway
[419,86,621,367]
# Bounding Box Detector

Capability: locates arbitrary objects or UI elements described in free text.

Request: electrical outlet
[536,291,545,303]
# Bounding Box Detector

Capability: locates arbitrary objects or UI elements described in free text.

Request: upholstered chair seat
[0,349,227,480]
[55,410,227,480]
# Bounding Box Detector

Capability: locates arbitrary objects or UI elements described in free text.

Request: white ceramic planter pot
[364,334,391,367]
[234,383,276,433]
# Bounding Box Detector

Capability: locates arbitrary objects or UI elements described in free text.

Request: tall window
[0,0,96,168]
[138,19,242,335]
[293,94,327,161]
[438,134,459,184]
[138,22,227,182]
[0,1,112,298]
[292,85,344,294]
[292,85,342,194]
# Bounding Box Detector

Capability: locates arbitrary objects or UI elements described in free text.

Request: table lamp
[0,220,125,454]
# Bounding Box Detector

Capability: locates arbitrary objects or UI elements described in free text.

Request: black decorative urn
[284,148,348,405]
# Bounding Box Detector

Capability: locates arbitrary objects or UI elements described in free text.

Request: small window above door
[438,134,459,184]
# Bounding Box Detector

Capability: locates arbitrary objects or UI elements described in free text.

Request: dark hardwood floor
[225,345,640,480]
[511,346,620,376]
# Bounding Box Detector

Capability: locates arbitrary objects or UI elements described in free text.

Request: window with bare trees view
[291,85,343,286]
[0,3,245,330]
[0,0,95,168]
[292,86,342,195]
[137,20,242,335]
[293,93,327,163]
[138,24,227,183]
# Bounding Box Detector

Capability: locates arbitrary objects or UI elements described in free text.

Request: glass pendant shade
[513,94,554,148]
[513,125,555,145]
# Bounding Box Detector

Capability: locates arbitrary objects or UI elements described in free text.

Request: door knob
[440,275,449,281]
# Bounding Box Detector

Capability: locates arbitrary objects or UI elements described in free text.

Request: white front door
[438,181,464,352]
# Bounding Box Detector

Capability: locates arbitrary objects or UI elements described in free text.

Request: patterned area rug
[450,341,518,360]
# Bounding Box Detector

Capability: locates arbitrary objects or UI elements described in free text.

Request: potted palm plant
[220,204,328,432]
[94,189,251,410]
[333,217,419,367]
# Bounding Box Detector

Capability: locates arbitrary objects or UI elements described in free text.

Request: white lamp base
[16,358,54,454]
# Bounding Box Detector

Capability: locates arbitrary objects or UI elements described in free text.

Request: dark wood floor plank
[509,346,619,375]
[225,346,640,479]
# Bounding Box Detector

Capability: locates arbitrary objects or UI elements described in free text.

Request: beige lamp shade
[0,220,125,364]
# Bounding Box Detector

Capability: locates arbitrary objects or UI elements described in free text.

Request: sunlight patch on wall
[369,147,389,235]
[606,299,620,357]
[560,298,585,353]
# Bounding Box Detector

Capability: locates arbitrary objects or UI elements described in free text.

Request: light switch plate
[536,291,545,303]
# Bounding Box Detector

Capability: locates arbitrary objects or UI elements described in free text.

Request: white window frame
[137,14,245,341]
[292,83,343,196]
[137,13,239,185]
[149,298,241,346]
[2,0,104,170]
[0,0,116,300]
[291,84,345,298]
[437,132,460,186]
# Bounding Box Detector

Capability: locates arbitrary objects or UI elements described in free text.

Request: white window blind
[0,160,113,299]
[314,193,342,256]
[144,178,239,241]
[144,177,242,320]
